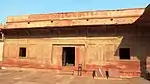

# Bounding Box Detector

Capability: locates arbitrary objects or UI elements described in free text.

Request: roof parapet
[5,8,146,29]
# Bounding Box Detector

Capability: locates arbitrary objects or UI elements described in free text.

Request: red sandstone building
[1,6,150,78]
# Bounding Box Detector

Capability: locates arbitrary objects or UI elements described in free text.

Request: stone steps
[59,66,74,75]
[59,70,74,75]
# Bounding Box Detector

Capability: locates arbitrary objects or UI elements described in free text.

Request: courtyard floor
[0,70,149,84]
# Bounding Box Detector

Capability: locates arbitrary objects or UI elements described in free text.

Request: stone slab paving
[0,70,149,84]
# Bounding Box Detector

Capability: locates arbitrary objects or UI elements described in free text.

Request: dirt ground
[0,70,149,84]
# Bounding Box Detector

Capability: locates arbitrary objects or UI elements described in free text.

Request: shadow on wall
[115,4,150,79]
[133,4,150,79]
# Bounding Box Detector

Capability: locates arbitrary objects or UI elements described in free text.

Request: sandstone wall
[2,25,150,77]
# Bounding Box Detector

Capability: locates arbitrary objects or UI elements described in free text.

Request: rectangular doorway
[62,47,75,66]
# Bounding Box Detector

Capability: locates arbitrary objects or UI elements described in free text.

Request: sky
[0,0,150,23]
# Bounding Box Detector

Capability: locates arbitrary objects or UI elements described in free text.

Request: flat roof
[4,8,148,29]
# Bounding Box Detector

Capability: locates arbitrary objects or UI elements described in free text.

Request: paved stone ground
[0,70,149,84]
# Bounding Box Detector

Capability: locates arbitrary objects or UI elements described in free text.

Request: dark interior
[19,47,26,57]
[119,48,130,59]
[62,47,75,66]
